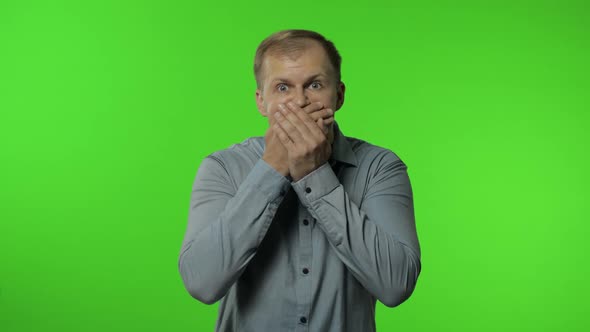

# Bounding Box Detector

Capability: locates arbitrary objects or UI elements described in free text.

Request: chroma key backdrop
[1,1,588,331]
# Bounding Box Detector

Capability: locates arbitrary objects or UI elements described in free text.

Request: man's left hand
[273,102,332,181]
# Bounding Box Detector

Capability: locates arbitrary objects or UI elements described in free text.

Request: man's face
[255,40,345,138]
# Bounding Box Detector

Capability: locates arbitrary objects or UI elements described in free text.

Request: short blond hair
[254,29,342,89]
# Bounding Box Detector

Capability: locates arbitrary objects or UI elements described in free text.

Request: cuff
[249,158,292,200]
[291,162,340,206]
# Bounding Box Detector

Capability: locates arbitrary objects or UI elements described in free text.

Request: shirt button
[300,316,307,324]
[302,268,309,274]
[303,219,309,226]
[305,187,311,193]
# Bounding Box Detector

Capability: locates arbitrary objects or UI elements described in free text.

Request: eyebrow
[271,74,326,84]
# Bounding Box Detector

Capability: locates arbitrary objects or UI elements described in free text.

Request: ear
[335,81,346,111]
[255,88,268,117]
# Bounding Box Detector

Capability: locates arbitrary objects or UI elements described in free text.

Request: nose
[293,87,310,108]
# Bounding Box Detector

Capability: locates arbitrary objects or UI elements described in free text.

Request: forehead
[262,40,334,79]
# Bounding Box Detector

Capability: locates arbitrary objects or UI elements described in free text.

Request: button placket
[296,202,313,330]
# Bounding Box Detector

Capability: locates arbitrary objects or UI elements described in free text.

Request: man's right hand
[262,102,334,177]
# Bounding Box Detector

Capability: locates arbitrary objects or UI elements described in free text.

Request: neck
[328,122,336,146]
[328,129,334,146]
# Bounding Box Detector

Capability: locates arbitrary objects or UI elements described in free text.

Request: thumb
[317,117,327,135]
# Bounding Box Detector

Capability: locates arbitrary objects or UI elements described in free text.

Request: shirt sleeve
[178,156,291,304]
[291,153,421,307]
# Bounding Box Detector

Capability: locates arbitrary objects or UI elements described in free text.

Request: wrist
[262,155,289,177]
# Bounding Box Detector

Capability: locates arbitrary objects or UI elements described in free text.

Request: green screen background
[1,0,588,331]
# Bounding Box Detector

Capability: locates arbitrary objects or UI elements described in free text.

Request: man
[178,29,421,331]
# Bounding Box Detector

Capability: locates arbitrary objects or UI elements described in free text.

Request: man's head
[254,30,346,141]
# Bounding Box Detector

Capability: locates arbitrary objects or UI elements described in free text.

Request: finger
[317,117,328,135]
[269,105,289,133]
[273,122,294,149]
[309,108,333,121]
[302,101,324,114]
[285,102,317,137]
[287,102,326,142]
[281,103,313,140]
[275,107,306,143]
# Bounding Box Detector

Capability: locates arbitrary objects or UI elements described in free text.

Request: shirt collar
[330,121,359,168]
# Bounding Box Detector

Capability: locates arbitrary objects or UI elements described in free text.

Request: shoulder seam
[204,155,232,180]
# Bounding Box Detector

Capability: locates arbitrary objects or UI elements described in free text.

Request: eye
[309,81,322,90]
[277,83,288,92]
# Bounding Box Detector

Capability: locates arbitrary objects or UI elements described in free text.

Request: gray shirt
[178,121,421,332]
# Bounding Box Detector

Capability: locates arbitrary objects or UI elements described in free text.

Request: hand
[307,103,334,134]
[273,102,332,181]
[262,115,289,176]
[263,102,332,177]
